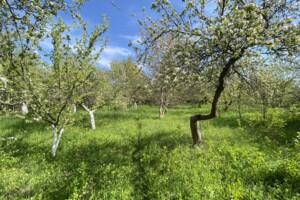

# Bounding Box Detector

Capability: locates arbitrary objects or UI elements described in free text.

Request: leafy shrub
[111,96,129,111]
[247,108,288,142]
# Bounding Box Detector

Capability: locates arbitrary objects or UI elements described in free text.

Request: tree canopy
[137,0,300,144]
[0,0,108,156]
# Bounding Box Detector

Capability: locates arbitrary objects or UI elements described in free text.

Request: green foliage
[1,0,108,156]
[137,0,299,141]
[246,108,300,144]
[109,57,148,110]
[295,132,300,150]
[1,105,299,199]
[78,68,111,109]
[247,108,287,142]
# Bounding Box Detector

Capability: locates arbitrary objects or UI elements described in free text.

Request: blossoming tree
[138,0,299,144]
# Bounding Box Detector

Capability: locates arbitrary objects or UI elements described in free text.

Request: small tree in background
[78,68,111,130]
[136,33,202,118]
[246,59,298,118]
[109,57,147,110]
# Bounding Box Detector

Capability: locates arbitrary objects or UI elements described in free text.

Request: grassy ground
[0,105,299,199]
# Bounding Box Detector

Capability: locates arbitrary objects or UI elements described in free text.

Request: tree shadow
[168,105,208,116]
[50,130,190,199]
[284,118,300,141]
[210,115,241,129]
[1,122,191,199]
[0,116,49,138]
[263,165,300,195]
[74,108,159,129]
[139,130,191,150]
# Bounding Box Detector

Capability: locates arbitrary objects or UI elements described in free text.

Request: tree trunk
[190,115,203,144]
[133,101,138,108]
[89,111,96,129]
[73,104,77,113]
[224,99,232,112]
[21,102,29,115]
[262,97,268,119]
[237,93,242,123]
[81,103,96,130]
[198,101,202,108]
[52,125,64,157]
[189,55,242,145]
[159,105,168,119]
[159,92,168,119]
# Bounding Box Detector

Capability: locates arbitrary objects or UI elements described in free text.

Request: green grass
[0,105,299,199]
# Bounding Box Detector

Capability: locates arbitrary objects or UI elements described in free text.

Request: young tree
[137,33,200,118]
[109,57,147,110]
[138,0,299,144]
[1,1,108,156]
[77,68,111,130]
[245,59,299,117]
[0,59,27,112]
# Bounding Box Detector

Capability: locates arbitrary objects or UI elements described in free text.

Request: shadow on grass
[74,108,160,129]
[284,118,300,140]
[139,130,191,150]
[1,123,191,199]
[168,105,209,117]
[240,115,300,146]
[210,114,241,129]
[0,115,49,138]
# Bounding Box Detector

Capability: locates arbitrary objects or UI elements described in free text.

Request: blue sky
[81,0,154,69]
[39,0,215,69]
[69,0,186,69]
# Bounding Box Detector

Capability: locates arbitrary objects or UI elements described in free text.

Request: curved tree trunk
[190,115,202,144]
[190,56,242,145]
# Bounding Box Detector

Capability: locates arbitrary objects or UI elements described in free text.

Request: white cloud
[97,45,133,69]
[97,57,111,70]
[119,35,142,45]
[40,31,133,69]
[102,46,132,57]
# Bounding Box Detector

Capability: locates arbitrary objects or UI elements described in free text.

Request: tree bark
[52,125,64,157]
[159,105,168,119]
[190,115,202,144]
[237,92,242,123]
[159,92,168,119]
[261,96,268,119]
[133,101,138,108]
[73,104,77,113]
[198,101,202,108]
[224,92,233,112]
[81,103,96,129]
[21,102,28,115]
[190,56,242,145]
